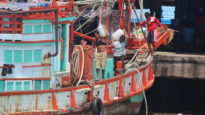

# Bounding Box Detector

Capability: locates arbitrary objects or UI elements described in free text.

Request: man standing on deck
[139,12,164,55]
[94,31,107,81]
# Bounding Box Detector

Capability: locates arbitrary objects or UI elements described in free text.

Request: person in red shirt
[139,12,164,55]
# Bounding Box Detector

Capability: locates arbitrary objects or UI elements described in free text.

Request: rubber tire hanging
[91,98,104,115]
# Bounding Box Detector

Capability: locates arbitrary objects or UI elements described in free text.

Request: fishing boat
[0,0,174,115]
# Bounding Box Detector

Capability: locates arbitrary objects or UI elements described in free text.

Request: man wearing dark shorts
[140,12,163,55]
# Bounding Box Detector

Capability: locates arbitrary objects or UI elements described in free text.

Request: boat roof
[0,2,69,12]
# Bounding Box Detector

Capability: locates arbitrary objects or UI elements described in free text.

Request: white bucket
[112,29,124,41]
[97,24,107,37]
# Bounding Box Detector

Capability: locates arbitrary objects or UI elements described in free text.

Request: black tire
[91,98,104,115]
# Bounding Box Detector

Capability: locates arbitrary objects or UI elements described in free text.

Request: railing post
[142,71,147,86]
[104,83,110,102]
[130,74,136,92]
[70,90,76,108]
[148,65,154,81]
[52,93,58,110]
[118,79,124,97]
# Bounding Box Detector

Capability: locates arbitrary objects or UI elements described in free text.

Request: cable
[141,76,148,115]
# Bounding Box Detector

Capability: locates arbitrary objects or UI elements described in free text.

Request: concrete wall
[153,52,205,79]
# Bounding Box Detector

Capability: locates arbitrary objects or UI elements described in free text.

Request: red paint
[69,22,74,60]
[104,79,154,105]
[127,8,131,37]
[155,32,169,48]
[118,79,124,97]
[0,66,15,68]
[70,90,77,108]
[104,83,110,102]
[3,75,155,114]
[87,91,93,102]
[0,63,151,97]
[22,64,51,68]
[116,61,123,71]
[142,71,147,86]
[118,0,124,29]
[83,45,94,80]
[148,65,154,81]
[73,31,95,41]
[52,93,58,110]
[87,73,93,81]
[130,74,136,92]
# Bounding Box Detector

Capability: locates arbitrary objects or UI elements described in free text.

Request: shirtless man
[94,31,107,80]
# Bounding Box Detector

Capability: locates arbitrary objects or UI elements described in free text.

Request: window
[14,50,22,63]
[16,82,22,91]
[34,25,42,33]
[24,23,52,34]
[6,82,13,91]
[34,80,41,90]
[43,80,50,90]
[43,24,51,33]
[3,24,10,28]
[4,50,12,63]
[34,80,50,90]
[24,82,31,91]
[161,6,176,24]
[3,18,9,22]
[24,25,33,34]
[24,50,32,63]
[34,50,42,63]
[5,81,32,92]
[4,49,42,63]
[0,81,4,92]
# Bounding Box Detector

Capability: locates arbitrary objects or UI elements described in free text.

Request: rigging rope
[70,45,85,86]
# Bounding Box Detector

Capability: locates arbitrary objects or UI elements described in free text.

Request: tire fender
[91,98,104,115]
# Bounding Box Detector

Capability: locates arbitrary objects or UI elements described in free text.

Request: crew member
[139,12,164,55]
[94,31,107,80]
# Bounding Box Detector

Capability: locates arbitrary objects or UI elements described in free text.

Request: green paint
[24,25,33,34]
[14,50,22,63]
[58,16,76,22]
[24,82,30,91]
[24,50,32,63]
[34,50,42,63]
[93,58,114,80]
[3,18,9,21]
[43,24,52,33]
[7,82,13,91]
[4,50,12,63]
[23,20,50,23]
[34,80,41,90]
[52,42,61,73]
[16,82,22,91]
[34,25,42,33]
[104,58,114,79]
[3,24,10,28]
[0,81,4,92]
[23,17,76,24]
[129,93,144,103]
[61,24,68,71]
[0,42,55,46]
[43,80,50,90]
